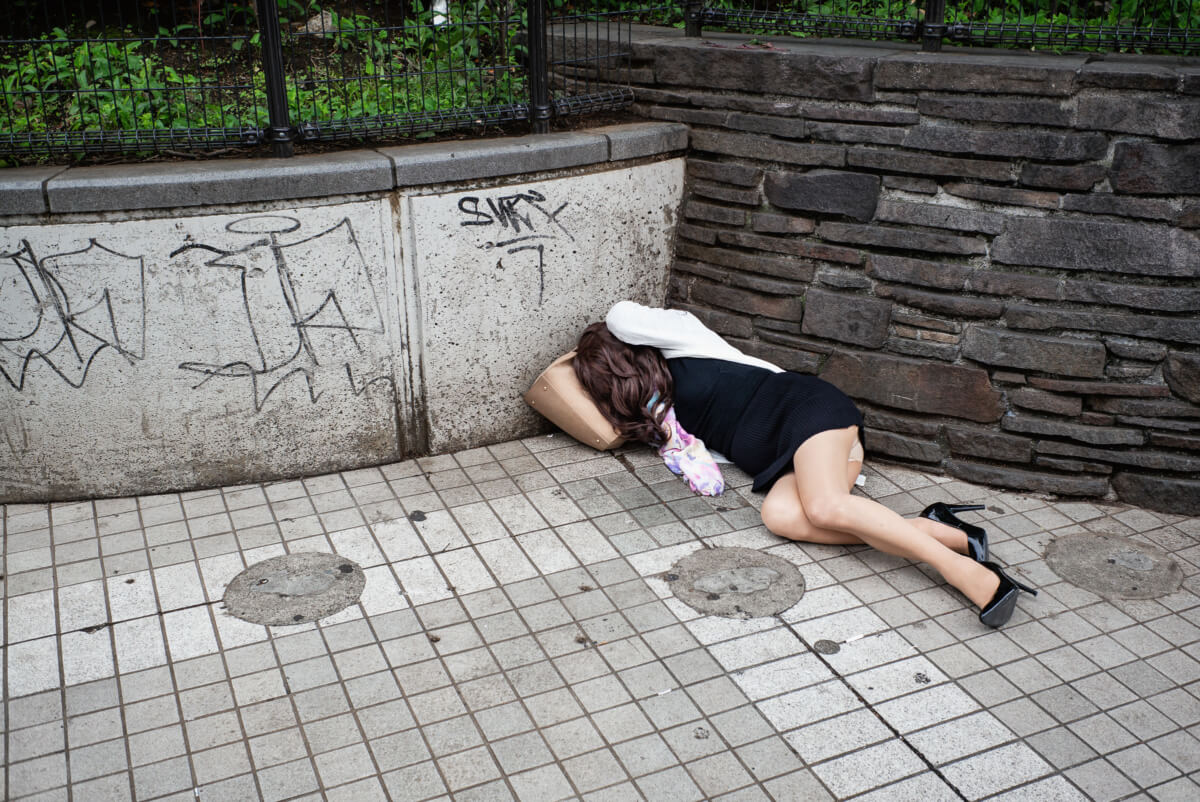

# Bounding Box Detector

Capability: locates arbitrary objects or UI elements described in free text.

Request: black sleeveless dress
[667,358,864,493]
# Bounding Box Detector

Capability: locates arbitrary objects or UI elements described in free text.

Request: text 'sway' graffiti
[457,189,573,305]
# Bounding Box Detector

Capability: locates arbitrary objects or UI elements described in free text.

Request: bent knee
[760,495,809,540]
[802,494,853,532]
[759,496,791,537]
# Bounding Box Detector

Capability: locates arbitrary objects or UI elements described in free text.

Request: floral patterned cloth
[657,405,725,497]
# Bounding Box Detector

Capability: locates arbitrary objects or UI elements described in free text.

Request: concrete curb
[0,122,688,215]
[45,150,394,214]
[380,132,609,186]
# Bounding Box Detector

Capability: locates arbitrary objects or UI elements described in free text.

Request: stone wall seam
[39,169,55,214]
[0,165,67,216]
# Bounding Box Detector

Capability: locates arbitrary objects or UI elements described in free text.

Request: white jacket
[607,301,865,482]
[605,301,783,373]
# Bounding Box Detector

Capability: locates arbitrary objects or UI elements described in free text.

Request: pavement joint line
[780,615,972,801]
[6,595,234,650]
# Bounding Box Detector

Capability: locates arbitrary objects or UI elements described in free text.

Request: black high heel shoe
[921,503,988,563]
[978,561,1037,628]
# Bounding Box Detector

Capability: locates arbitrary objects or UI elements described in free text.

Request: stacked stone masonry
[624,32,1200,514]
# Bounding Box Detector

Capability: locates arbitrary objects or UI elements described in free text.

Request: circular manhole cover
[663,547,806,619]
[1045,533,1183,600]
[223,553,366,626]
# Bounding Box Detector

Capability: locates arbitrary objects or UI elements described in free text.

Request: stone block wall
[626,31,1200,513]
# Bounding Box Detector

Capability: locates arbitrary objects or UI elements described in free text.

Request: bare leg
[761,454,969,553]
[774,426,999,609]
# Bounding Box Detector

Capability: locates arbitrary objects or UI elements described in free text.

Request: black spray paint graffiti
[0,239,146,390]
[457,189,573,304]
[171,215,393,411]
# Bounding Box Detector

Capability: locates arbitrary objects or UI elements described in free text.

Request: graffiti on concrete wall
[410,160,683,453]
[1,212,392,415]
[170,215,393,412]
[457,188,573,306]
[0,239,146,390]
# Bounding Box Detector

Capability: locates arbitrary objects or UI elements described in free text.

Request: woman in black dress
[573,303,1035,628]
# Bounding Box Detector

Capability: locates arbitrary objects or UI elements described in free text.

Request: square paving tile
[4,440,1200,801]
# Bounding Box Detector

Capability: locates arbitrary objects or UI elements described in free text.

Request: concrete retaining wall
[618,29,1200,514]
[0,124,686,501]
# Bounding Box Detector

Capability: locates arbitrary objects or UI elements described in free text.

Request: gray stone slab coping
[0,122,687,216]
[0,165,69,216]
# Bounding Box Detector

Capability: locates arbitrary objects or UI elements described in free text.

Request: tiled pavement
[3,434,1200,801]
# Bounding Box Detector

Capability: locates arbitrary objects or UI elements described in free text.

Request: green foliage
[4,0,1194,162]
[568,0,1196,50]
[548,0,685,26]
[597,0,1198,44]
[280,5,527,124]
[939,0,1199,52]
[0,30,209,135]
[945,0,1197,29]
[0,3,529,160]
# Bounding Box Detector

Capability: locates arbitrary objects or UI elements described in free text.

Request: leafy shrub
[0,2,529,160]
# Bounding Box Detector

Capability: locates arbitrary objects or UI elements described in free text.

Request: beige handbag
[524,351,625,450]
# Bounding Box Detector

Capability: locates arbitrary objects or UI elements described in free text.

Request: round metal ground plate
[664,547,806,619]
[223,553,366,626]
[1045,533,1182,600]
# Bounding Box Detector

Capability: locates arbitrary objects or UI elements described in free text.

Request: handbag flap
[524,351,625,450]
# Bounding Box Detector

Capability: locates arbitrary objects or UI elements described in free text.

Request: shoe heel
[981,561,1036,596]
[1011,577,1037,596]
[966,534,988,565]
[979,587,1019,628]
[920,503,984,523]
[978,561,1038,628]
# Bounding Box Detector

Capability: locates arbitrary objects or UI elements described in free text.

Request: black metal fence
[3,1,1197,162]
[0,0,636,160]
[691,0,1200,54]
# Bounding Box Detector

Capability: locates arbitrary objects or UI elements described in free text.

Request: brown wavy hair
[573,322,674,447]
